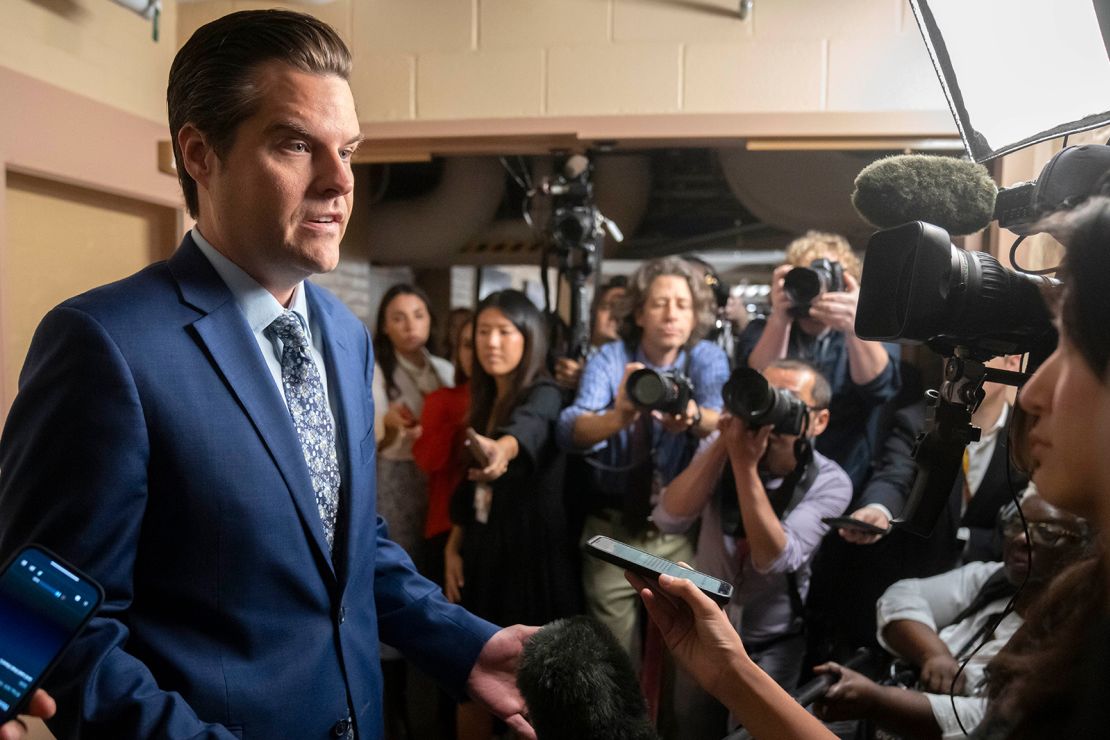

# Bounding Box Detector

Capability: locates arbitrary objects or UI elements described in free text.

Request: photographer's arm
[745,265,794,371]
[657,434,728,519]
[809,274,890,386]
[723,418,787,570]
[570,361,643,447]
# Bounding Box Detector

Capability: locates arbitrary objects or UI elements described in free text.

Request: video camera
[722,368,808,436]
[534,154,623,362]
[625,368,694,416]
[784,258,845,318]
[852,145,1110,537]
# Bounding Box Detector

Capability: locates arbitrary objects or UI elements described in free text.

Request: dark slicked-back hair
[168,9,352,218]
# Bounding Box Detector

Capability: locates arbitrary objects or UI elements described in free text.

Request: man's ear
[177,123,216,190]
[809,408,830,437]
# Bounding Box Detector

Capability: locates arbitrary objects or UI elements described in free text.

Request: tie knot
[268,310,308,348]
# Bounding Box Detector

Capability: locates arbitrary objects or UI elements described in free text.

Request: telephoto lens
[721,368,808,435]
[625,368,693,416]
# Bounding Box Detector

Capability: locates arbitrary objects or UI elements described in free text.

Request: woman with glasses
[810,492,1091,738]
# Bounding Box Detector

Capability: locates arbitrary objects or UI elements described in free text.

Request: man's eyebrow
[265,122,364,148]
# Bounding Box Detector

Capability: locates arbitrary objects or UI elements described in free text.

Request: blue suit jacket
[0,236,497,739]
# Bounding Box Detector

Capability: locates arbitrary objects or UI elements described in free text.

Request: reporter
[1,691,55,740]
[627,570,834,740]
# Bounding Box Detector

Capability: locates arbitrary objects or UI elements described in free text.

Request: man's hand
[627,569,748,703]
[1,690,56,740]
[766,264,795,324]
[808,272,861,335]
[919,652,967,695]
[654,398,700,435]
[615,362,645,422]
[839,506,891,545]
[720,413,771,472]
[554,357,583,389]
[467,624,541,740]
[812,663,882,722]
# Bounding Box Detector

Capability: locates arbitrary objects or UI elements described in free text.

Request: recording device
[822,516,890,536]
[625,368,694,416]
[855,221,1060,359]
[783,258,845,318]
[0,545,103,723]
[585,535,733,607]
[464,427,490,468]
[852,147,1110,239]
[722,367,808,436]
[533,154,624,362]
[517,616,658,740]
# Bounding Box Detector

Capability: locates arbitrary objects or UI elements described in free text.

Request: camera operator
[738,231,901,490]
[652,360,852,701]
[553,276,627,390]
[557,256,729,657]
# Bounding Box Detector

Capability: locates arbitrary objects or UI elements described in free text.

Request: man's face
[190,62,361,300]
[760,366,829,476]
[593,286,625,345]
[635,275,695,357]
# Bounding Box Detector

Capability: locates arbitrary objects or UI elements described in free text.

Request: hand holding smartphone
[822,516,890,536]
[585,535,733,607]
[464,427,490,468]
[0,545,103,724]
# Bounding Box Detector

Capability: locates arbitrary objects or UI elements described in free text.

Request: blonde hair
[784,231,862,280]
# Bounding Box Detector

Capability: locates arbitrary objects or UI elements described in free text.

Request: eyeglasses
[1001,519,1086,548]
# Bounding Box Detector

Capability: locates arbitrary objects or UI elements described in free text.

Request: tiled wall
[177,0,947,123]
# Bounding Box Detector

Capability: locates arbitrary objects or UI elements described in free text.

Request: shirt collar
[191,227,312,339]
[634,344,687,372]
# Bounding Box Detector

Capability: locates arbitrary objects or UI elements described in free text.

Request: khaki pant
[580,512,695,662]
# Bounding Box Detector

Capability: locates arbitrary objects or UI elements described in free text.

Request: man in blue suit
[0,10,536,739]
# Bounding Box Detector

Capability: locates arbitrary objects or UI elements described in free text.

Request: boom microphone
[517,616,659,740]
[852,154,997,236]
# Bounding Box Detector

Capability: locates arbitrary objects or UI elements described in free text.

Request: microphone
[517,616,659,740]
[851,154,997,236]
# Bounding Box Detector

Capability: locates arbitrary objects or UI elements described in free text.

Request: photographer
[553,276,627,390]
[813,493,1092,739]
[557,256,729,657]
[738,231,900,489]
[652,360,852,698]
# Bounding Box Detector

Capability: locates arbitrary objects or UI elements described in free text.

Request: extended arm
[657,433,728,521]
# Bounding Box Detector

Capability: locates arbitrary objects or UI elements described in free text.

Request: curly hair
[615,257,716,350]
[784,231,862,281]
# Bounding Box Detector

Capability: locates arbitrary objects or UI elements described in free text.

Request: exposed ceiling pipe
[361,156,507,265]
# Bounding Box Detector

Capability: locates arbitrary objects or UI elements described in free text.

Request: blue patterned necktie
[267,310,341,556]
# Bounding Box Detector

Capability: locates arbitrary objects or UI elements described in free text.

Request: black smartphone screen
[585,535,733,607]
[0,546,103,722]
[821,516,889,535]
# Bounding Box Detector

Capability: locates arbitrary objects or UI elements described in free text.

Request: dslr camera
[783,258,845,318]
[722,368,808,436]
[625,368,694,416]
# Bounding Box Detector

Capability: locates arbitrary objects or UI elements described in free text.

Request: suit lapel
[169,237,337,580]
[307,283,369,587]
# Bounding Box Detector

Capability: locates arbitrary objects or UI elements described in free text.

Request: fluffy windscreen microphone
[851,154,998,236]
[517,616,659,740]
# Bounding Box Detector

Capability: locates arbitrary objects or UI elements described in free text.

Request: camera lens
[783,267,822,306]
[627,369,669,408]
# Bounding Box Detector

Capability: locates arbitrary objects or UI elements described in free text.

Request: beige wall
[0,0,179,125]
[177,0,952,135]
[3,172,176,410]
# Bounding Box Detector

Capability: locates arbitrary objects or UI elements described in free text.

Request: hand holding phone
[822,516,890,536]
[585,535,733,607]
[464,427,490,468]
[0,545,103,724]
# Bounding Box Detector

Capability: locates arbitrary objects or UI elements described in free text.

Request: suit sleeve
[0,307,238,739]
[358,330,498,697]
[856,404,924,516]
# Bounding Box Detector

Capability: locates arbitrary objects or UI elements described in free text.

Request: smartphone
[585,535,733,607]
[464,427,490,468]
[822,516,890,536]
[0,545,103,723]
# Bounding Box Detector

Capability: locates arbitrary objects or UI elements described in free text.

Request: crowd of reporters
[341,216,1104,740]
